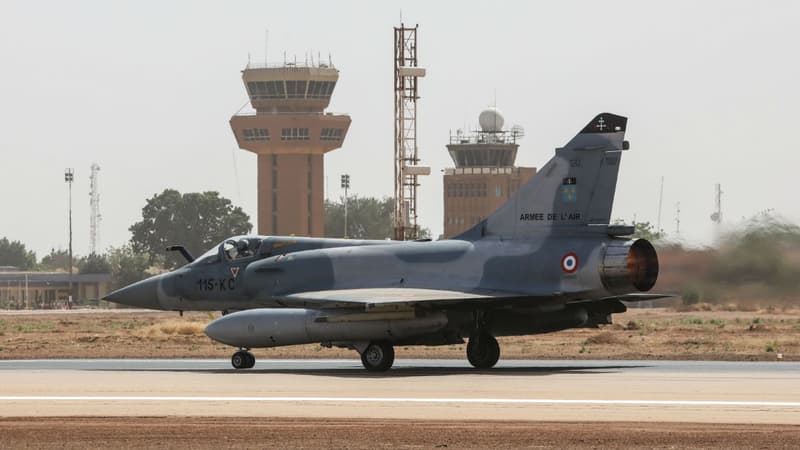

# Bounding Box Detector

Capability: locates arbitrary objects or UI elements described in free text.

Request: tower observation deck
[230,61,351,236]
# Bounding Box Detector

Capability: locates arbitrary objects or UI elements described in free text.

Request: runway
[0,359,798,424]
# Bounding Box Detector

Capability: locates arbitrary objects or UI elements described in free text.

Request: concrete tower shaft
[230,62,351,237]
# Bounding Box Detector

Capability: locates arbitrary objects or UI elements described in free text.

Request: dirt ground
[0,306,798,361]
[0,417,798,449]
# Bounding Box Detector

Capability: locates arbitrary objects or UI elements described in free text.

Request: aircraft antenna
[89,163,101,254]
[393,22,430,240]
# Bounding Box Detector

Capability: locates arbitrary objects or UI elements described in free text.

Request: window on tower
[320,128,343,141]
[306,81,336,99]
[242,128,270,142]
[247,81,286,99]
[285,80,308,98]
[281,128,310,141]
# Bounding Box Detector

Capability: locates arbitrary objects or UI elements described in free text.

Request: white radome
[479,107,504,132]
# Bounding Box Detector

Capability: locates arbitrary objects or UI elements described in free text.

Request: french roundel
[561,253,579,273]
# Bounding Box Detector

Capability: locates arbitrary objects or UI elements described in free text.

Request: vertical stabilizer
[458,113,628,240]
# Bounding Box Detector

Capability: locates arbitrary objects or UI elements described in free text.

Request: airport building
[443,108,536,238]
[0,267,111,309]
[230,60,351,237]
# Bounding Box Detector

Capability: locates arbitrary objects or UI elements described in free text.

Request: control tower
[443,107,536,238]
[230,60,351,236]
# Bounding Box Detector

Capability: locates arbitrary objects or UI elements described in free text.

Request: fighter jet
[105,113,663,371]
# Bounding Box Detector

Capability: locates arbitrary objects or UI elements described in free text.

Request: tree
[129,189,252,269]
[39,248,70,271]
[324,196,432,240]
[0,237,36,270]
[632,221,664,242]
[107,245,152,290]
[325,196,393,240]
[78,253,112,274]
[612,220,664,242]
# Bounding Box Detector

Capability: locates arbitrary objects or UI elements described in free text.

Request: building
[230,60,351,236]
[443,108,537,238]
[0,268,112,309]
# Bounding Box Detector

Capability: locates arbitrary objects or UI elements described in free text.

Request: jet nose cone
[104,275,162,309]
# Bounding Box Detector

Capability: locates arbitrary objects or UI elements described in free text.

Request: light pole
[340,174,350,239]
[64,168,74,309]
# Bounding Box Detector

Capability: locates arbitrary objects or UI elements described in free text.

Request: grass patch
[108,320,151,331]
[682,339,705,347]
[141,321,205,336]
[14,321,55,333]
[584,331,625,345]
[624,320,641,331]
[765,341,778,353]
[677,317,705,325]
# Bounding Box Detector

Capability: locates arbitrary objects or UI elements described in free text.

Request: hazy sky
[2,1,799,258]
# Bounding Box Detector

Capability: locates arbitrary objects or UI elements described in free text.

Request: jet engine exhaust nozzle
[600,238,659,294]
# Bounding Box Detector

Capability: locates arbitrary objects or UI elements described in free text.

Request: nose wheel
[231,350,255,369]
[466,333,500,369]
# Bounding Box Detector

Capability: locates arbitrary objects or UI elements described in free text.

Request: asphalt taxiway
[0,359,797,423]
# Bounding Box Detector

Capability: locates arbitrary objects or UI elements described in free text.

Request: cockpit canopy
[191,236,265,265]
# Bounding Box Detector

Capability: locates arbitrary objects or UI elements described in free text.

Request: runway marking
[1,396,799,407]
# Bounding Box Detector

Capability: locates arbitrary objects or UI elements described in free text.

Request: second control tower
[230,60,351,237]
[443,107,536,238]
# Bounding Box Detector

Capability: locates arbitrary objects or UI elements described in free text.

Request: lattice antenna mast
[89,163,101,254]
[393,23,429,240]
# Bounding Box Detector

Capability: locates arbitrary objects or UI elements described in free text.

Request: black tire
[231,351,249,369]
[360,341,395,372]
[244,351,256,369]
[467,333,500,369]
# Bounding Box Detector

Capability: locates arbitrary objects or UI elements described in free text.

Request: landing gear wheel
[244,351,255,368]
[232,350,255,369]
[467,333,500,369]
[360,341,395,372]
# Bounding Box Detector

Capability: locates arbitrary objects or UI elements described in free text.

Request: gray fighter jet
[105,113,663,371]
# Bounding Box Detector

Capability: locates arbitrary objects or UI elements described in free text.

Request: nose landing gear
[231,349,255,369]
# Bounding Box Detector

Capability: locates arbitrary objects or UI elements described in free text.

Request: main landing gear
[231,349,255,369]
[359,341,395,372]
[467,332,500,369]
[466,310,500,369]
